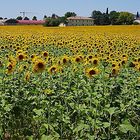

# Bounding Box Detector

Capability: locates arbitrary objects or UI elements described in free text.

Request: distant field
[0,25,140,139]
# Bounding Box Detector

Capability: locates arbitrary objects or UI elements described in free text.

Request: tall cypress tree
[136,11,139,18]
[106,8,109,15]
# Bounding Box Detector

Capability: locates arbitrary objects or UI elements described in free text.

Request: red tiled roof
[67,16,94,20]
[17,20,45,24]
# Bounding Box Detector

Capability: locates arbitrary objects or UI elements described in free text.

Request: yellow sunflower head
[17,53,26,61]
[92,58,99,66]
[42,51,48,58]
[85,67,99,78]
[33,59,46,73]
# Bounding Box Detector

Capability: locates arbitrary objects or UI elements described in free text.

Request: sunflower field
[0,25,140,140]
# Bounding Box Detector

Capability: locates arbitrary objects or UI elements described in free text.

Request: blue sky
[0,0,140,19]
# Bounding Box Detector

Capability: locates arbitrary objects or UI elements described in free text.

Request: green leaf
[41,135,57,140]
[103,122,110,128]
[119,123,136,133]
[41,135,49,140]
[33,109,44,116]
[74,123,89,133]
[107,107,116,115]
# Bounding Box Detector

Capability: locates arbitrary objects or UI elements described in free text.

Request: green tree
[43,15,47,20]
[91,10,102,25]
[106,8,109,15]
[5,19,18,25]
[44,18,61,27]
[24,17,29,20]
[32,16,37,20]
[16,16,23,20]
[117,12,134,25]
[136,11,139,19]
[64,12,77,18]
[100,13,110,25]
[110,11,120,25]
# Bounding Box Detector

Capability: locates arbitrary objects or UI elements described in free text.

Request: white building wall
[68,19,94,26]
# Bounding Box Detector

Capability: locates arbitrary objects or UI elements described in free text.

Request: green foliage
[133,21,140,25]
[64,12,77,18]
[110,11,120,25]
[5,19,18,25]
[24,17,29,20]
[117,12,134,25]
[16,16,23,20]
[32,16,37,20]
[44,17,67,27]
[91,10,134,25]
[0,58,140,139]
[91,10,102,25]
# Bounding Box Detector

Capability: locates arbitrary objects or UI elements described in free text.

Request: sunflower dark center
[38,62,44,68]
[8,65,12,70]
[93,60,97,64]
[89,70,96,75]
[76,58,80,62]
[19,54,24,60]
[89,56,92,59]
[112,64,116,67]
[63,58,67,63]
[112,69,116,74]
[43,52,48,57]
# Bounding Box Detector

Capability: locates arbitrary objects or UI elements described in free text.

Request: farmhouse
[67,16,94,26]
[0,20,6,25]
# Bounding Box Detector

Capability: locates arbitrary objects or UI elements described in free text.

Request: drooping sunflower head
[8,56,17,67]
[48,65,58,75]
[61,55,69,65]
[24,71,31,82]
[33,59,46,73]
[120,57,128,66]
[6,63,14,74]
[111,66,120,76]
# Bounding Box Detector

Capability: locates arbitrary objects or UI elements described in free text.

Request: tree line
[91,8,138,25]
[0,9,139,26]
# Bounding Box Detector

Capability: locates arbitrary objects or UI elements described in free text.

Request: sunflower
[8,56,16,67]
[33,59,46,73]
[73,55,82,63]
[17,53,25,61]
[92,58,99,66]
[111,61,118,67]
[42,51,48,58]
[111,66,120,76]
[120,57,127,66]
[6,63,14,74]
[61,55,69,65]
[48,65,57,75]
[85,67,99,78]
